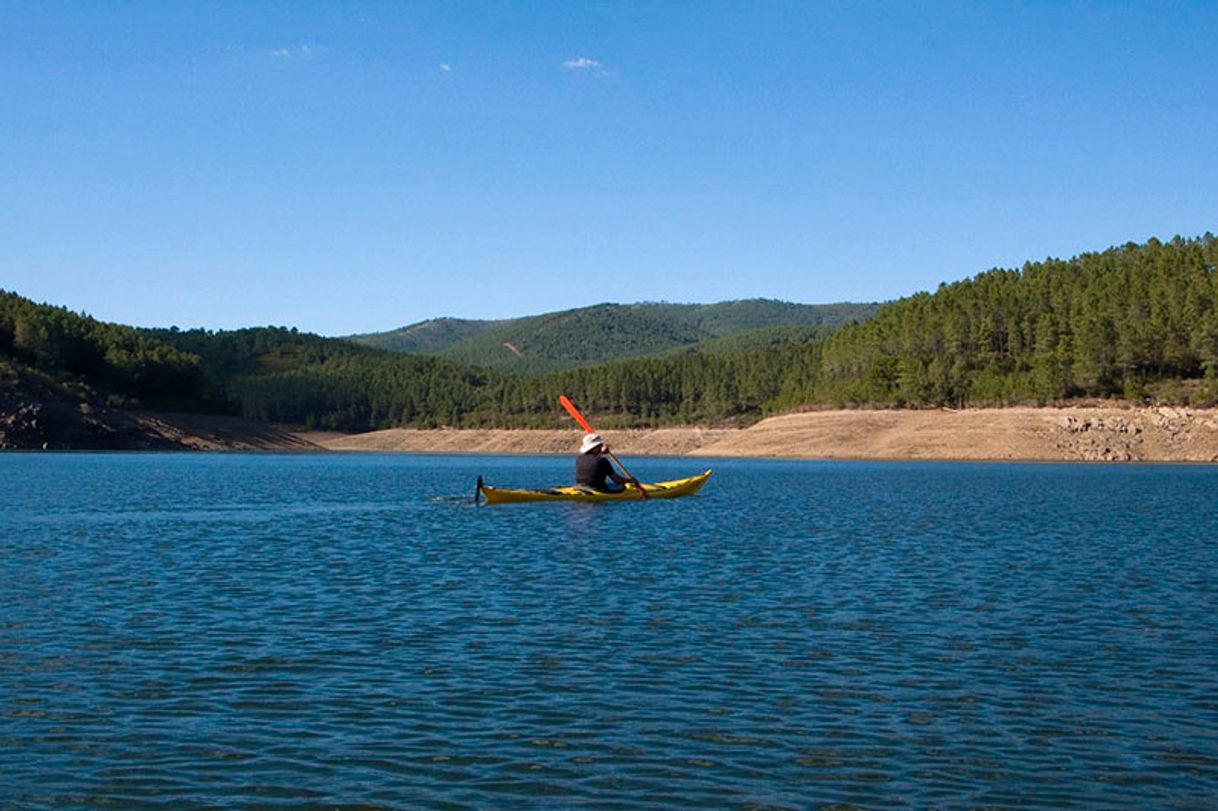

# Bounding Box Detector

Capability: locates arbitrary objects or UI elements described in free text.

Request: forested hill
[0,291,228,447]
[4,234,1218,446]
[432,303,708,373]
[348,299,879,372]
[808,234,1218,406]
[347,317,501,354]
[139,326,501,428]
[0,290,217,412]
[149,233,1218,430]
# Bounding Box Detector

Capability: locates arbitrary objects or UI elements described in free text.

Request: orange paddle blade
[558,396,595,434]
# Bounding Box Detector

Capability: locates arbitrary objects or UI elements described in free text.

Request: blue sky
[2,1,1216,335]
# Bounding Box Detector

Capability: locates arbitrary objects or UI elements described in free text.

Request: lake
[2,453,1217,808]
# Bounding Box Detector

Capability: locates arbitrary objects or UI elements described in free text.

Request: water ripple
[2,454,1217,807]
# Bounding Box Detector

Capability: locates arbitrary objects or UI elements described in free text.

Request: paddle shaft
[558,396,648,498]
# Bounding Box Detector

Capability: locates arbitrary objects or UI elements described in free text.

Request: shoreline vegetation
[6,396,1218,462]
[4,235,1218,460]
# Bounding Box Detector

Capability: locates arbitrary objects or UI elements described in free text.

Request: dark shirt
[575,453,619,491]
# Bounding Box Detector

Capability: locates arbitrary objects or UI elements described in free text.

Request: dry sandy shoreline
[302,406,1218,464]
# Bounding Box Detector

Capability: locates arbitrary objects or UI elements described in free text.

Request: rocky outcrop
[1051,407,1218,462]
[0,368,176,450]
[0,366,320,451]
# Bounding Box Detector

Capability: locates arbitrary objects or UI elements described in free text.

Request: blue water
[2,453,1217,809]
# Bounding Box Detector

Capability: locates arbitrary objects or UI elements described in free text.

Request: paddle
[558,395,648,499]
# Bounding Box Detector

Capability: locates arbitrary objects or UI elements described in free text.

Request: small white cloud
[439,63,452,72]
[270,43,322,59]
[563,57,601,70]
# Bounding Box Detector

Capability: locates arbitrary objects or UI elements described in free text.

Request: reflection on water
[2,453,1217,808]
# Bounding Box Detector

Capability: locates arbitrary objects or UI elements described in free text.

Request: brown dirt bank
[128,412,325,451]
[305,406,1218,463]
[309,427,734,457]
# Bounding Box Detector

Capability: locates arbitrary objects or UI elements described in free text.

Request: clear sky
[2,1,1216,335]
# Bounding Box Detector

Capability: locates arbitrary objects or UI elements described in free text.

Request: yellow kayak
[477,470,712,505]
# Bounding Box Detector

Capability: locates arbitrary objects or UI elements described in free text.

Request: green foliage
[0,290,218,410]
[148,325,500,430]
[434,303,711,373]
[680,324,841,356]
[806,234,1218,406]
[668,299,878,336]
[142,317,829,429]
[5,234,1216,433]
[347,317,502,353]
[348,299,880,373]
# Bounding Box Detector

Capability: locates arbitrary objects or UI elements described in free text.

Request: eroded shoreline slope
[306,406,1218,463]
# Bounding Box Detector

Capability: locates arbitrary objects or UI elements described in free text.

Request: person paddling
[575,433,634,493]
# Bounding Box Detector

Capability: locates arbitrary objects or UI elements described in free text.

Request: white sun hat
[580,433,604,454]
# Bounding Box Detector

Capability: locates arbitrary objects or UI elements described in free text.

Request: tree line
[809,235,1218,407]
[352,299,880,373]
[5,234,1217,431]
[0,291,220,410]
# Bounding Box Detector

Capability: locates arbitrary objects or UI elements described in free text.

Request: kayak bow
[477,470,712,505]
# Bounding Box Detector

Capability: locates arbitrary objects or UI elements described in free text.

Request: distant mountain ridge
[8,231,1214,448]
[347,317,501,354]
[348,299,879,373]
